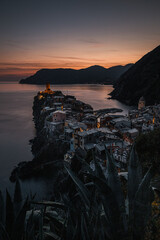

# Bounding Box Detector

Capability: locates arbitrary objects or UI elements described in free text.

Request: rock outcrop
[110,45,160,106]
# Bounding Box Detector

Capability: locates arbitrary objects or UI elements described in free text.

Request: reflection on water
[0,82,130,198]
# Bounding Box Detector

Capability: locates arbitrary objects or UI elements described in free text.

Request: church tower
[138,96,145,110]
[46,82,51,92]
[42,82,55,94]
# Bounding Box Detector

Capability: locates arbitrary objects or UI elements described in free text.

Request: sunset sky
[1,0,160,81]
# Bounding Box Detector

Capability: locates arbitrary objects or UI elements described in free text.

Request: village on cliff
[33,83,160,176]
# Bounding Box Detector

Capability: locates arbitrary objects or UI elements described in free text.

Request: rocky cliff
[110,45,160,106]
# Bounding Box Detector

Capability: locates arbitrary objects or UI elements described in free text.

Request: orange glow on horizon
[0,43,158,80]
[0,59,135,80]
[1,0,160,81]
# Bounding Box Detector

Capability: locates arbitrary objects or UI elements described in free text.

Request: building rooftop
[47,122,63,126]
[112,117,129,123]
[68,122,87,130]
[97,127,112,134]
[53,110,66,114]
[84,143,95,151]
[65,128,73,134]
[44,107,55,111]
[95,143,105,152]
[78,129,98,137]
[139,96,145,102]
[54,96,64,98]
[54,103,62,106]
[127,128,139,134]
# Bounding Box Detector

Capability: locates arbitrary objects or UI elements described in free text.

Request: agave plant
[30,145,154,240]
[0,179,29,240]
[0,146,154,240]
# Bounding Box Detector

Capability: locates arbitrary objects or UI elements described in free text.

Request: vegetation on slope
[110,45,160,105]
[1,147,158,240]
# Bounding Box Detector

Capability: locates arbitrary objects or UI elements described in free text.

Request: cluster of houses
[38,84,160,172]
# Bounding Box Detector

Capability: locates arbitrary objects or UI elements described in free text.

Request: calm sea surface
[0,82,130,198]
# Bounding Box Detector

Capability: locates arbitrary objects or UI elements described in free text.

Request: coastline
[10,85,124,182]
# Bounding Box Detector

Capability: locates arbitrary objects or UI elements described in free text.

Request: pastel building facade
[52,110,66,122]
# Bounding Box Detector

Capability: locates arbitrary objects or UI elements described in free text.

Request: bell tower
[46,82,51,92]
[42,82,55,94]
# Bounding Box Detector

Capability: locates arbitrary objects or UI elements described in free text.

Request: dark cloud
[41,55,106,62]
[78,38,102,44]
[0,62,45,67]
[0,67,39,72]
[5,40,31,51]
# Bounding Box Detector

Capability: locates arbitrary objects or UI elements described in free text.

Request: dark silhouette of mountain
[19,64,132,85]
[110,45,160,106]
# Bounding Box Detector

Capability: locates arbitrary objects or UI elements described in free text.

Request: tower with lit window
[42,82,55,94]
[46,83,51,91]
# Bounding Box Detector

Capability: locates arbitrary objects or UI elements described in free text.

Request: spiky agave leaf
[128,144,142,234]
[11,199,28,240]
[133,167,154,240]
[80,212,90,240]
[100,214,112,240]
[0,190,5,225]
[13,179,22,203]
[38,209,43,240]
[31,201,67,211]
[77,153,110,213]
[106,147,125,207]
[91,204,106,240]
[66,210,77,240]
[128,144,142,207]
[43,231,61,240]
[13,179,23,217]
[0,222,10,240]
[5,190,14,237]
[93,176,120,239]
[89,208,99,240]
[93,151,107,182]
[79,155,109,217]
[76,154,95,177]
[105,147,127,235]
[71,220,79,240]
[65,165,90,208]
[46,212,66,236]
[60,192,81,239]
[25,210,36,240]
